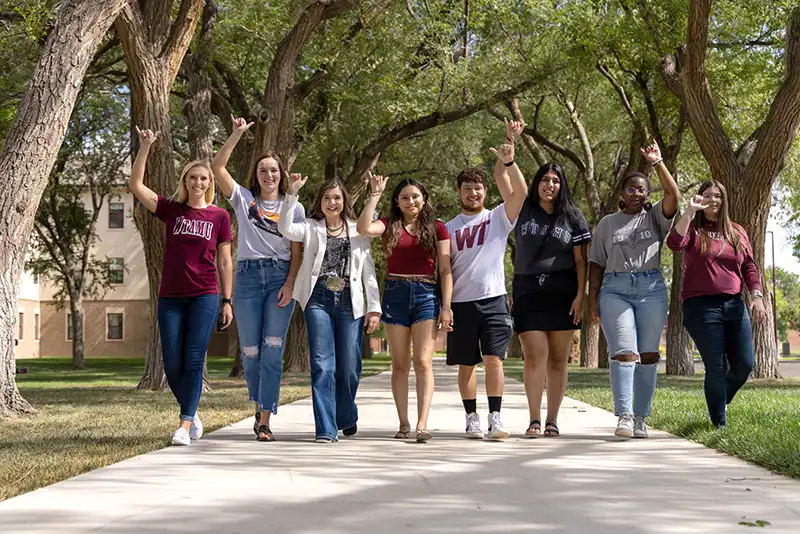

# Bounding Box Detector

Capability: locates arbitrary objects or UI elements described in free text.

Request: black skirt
[512,270,581,332]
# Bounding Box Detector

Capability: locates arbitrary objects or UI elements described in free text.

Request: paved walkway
[2,364,800,533]
[658,359,800,378]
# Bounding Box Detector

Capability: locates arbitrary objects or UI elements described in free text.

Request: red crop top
[379,218,450,276]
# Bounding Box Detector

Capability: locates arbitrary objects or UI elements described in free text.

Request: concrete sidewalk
[2,363,800,533]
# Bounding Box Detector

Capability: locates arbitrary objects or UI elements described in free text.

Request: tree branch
[161,0,204,81]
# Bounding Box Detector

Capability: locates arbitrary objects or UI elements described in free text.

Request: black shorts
[512,270,581,333]
[446,295,513,366]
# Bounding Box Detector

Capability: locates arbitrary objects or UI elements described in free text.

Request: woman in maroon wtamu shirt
[667,180,767,428]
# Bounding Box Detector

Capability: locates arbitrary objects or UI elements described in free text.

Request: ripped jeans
[233,259,295,414]
[598,271,668,418]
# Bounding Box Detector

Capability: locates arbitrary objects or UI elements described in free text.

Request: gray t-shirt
[228,182,305,261]
[589,198,674,273]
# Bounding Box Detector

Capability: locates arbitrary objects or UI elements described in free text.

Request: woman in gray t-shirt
[587,141,679,439]
[211,117,304,442]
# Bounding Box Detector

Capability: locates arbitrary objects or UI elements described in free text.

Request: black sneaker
[343,424,358,437]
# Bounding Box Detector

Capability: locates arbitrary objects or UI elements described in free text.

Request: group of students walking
[128,116,767,446]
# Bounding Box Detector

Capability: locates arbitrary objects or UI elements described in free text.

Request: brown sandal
[394,425,411,439]
[256,424,274,442]
[525,420,541,438]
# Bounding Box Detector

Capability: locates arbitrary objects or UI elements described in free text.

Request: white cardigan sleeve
[361,240,382,315]
[278,194,308,242]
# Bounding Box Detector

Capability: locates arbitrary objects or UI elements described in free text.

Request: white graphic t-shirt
[446,204,515,303]
[228,182,305,261]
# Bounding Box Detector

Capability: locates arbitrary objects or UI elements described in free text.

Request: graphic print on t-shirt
[172,216,214,240]
[454,220,490,251]
[518,218,574,245]
[247,200,282,237]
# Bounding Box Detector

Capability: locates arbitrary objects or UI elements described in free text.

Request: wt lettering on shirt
[455,220,489,251]
[173,217,214,241]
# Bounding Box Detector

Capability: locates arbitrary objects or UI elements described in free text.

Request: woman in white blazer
[279,175,381,443]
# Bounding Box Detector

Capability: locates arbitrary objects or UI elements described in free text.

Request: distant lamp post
[767,230,778,353]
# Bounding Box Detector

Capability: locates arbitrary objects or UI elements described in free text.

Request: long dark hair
[693,180,743,255]
[249,152,288,198]
[528,163,583,228]
[308,179,357,221]
[383,178,437,257]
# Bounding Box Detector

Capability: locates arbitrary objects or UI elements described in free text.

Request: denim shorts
[381,277,440,327]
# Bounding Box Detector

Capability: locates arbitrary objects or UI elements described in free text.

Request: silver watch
[751,290,763,300]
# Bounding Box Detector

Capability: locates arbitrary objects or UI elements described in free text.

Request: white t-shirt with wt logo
[446,204,515,303]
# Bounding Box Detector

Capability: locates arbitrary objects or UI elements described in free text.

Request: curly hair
[383,178,438,258]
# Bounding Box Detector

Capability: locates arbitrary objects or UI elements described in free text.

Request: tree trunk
[115,0,205,390]
[597,328,609,369]
[362,330,373,359]
[229,319,242,377]
[666,254,695,376]
[579,300,599,367]
[0,0,127,417]
[508,332,523,359]
[283,306,309,373]
[69,294,86,370]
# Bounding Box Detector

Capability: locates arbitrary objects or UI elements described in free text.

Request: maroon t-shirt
[378,218,450,276]
[667,221,762,301]
[155,196,233,298]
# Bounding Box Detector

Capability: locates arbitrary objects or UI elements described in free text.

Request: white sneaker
[615,413,634,438]
[189,415,203,440]
[486,411,510,440]
[171,427,191,446]
[634,416,648,438]
[465,412,484,439]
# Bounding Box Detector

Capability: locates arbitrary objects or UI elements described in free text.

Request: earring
[644,202,653,211]
[618,200,626,210]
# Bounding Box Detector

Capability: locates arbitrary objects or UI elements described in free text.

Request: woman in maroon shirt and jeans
[667,180,767,427]
[129,127,233,446]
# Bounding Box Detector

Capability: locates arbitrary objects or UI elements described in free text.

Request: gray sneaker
[615,413,634,438]
[465,412,484,439]
[486,411,510,440]
[633,416,648,438]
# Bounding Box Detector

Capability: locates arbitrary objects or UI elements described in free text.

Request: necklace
[259,197,280,213]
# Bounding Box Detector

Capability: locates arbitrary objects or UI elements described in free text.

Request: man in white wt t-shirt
[445,120,527,439]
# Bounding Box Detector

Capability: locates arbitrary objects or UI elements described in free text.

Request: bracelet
[505,136,514,142]
[650,158,664,167]
[222,298,232,305]
[751,290,763,300]
[503,160,515,167]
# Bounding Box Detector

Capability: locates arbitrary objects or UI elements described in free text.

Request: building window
[109,202,124,229]
[108,258,124,284]
[18,312,24,340]
[34,313,40,341]
[107,313,124,340]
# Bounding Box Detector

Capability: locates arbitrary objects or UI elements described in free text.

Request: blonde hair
[172,160,215,204]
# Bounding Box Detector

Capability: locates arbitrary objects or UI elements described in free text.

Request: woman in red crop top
[357,174,452,442]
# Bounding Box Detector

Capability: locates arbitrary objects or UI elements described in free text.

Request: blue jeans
[158,294,220,421]
[683,293,754,426]
[304,284,364,441]
[381,278,439,327]
[233,259,295,414]
[599,270,668,417]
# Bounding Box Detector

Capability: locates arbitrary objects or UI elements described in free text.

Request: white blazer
[278,194,381,319]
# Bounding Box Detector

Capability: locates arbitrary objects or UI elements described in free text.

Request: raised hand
[368,171,388,197]
[687,195,709,214]
[135,126,160,148]
[287,172,308,196]
[505,117,525,141]
[640,140,662,164]
[231,115,254,135]
[489,142,515,164]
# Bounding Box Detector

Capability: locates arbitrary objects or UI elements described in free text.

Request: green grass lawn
[504,361,800,479]
[1,356,391,502]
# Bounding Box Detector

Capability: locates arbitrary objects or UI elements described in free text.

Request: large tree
[114,0,206,390]
[661,1,800,378]
[0,0,128,416]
